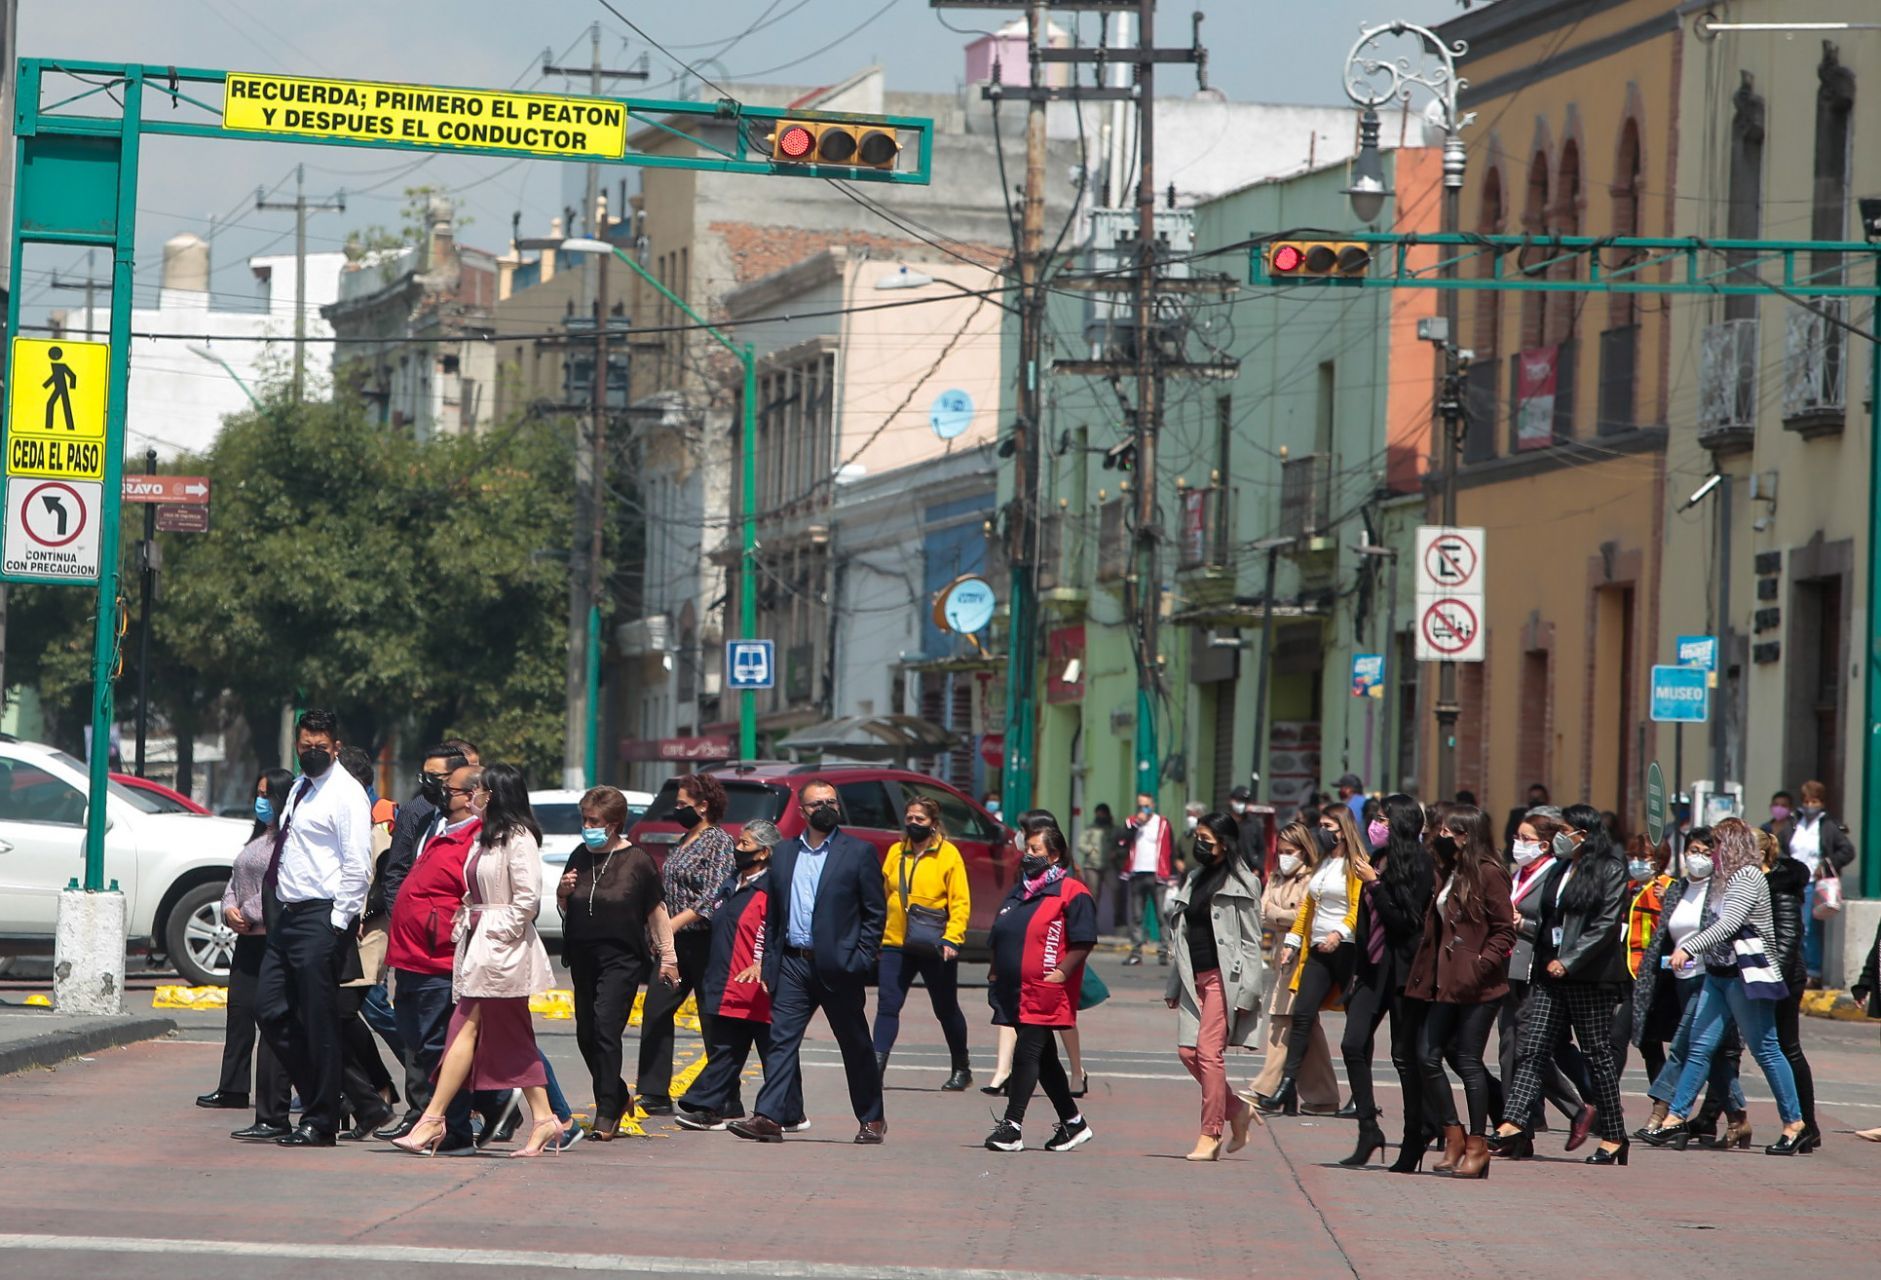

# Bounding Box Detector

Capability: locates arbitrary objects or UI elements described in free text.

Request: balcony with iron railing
[1175,484,1232,573]
[1698,317,1758,453]
[1278,453,1331,540]
[1095,497,1131,583]
[1783,297,1847,438]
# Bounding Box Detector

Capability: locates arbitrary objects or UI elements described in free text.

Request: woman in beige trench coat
[395,764,559,1158]
[1243,822,1342,1113]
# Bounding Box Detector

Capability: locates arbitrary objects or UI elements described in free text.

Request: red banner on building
[1514,346,1559,451]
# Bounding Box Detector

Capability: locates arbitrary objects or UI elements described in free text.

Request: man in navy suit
[728,779,889,1144]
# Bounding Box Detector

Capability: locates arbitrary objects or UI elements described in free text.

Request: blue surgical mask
[254,796,274,825]
[580,827,610,850]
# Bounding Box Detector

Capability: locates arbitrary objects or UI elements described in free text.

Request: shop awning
[776,714,962,763]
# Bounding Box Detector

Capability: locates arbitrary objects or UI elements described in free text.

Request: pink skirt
[438,996,547,1092]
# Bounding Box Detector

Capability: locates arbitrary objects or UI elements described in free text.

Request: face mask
[1511,840,1544,867]
[469,790,487,818]
[1628,858,1653,881]
[1231,801,1247,815]
[1684,853,1713,881]
[1430,833,1458,858]
[1769,804,1791,823]
[1277,853,1303,876]
[1367,819,1389,848]
[298,746,333,778]
[1020,852,1052,878]
[1192,839,1217,864]
[580,827,610,850]
[1139,803,1153,816]
[1314,827,1339,855]
[807,806,840,834]
[904,821,933,844]
[1552,831,1577,859]
[254,796,274,825]
[671,804,702,830]
[418,775,446,807]
[986,801,1000,817]
[1185,814,1198,831]
[1800,804,1823,819]
[734,846,766,870]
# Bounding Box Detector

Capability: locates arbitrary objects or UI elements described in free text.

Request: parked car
[529,787,652,947]
[0,738,251,985]
[627,763,1019,958]
[111,773,212,816]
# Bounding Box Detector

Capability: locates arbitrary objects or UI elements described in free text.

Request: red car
[111,773,211,816]
[628,762,1020,958]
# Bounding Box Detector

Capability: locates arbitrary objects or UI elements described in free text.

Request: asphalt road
[2,958,1879,1279]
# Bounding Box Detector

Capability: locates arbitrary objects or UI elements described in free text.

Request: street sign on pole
[122,475,210,506]
[1646,760,1667,847]
[1650,665,1710,723]
[154,504,210,533]
[1675,634,1717,670]
[726,639,776,691]
[1414,525,1486,663]
[3,478,102,581]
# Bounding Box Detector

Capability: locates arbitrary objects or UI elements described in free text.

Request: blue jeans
[360,982,408,1064]
[537,1049,571,1122]
[1648,976,1745,1110]
[1802,882,1823,979]
[1669,973,1800,1123]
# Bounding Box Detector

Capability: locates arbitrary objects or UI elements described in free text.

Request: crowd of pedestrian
[195,725,1861,1165]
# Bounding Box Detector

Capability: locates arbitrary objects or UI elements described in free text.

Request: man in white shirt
[1123,793,1174,966]
[254,709,374,1147]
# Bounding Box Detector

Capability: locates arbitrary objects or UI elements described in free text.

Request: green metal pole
[585,600,601,787]
[85,69,143,892]
[739,346,758,760]
[1865,262,1881,900]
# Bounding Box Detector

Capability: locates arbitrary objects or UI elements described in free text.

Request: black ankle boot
[1387,1124,1427,1173]
[1338,1111,1388,1166]
[941,1056,972,1092]
[1255,1074,1299,1116]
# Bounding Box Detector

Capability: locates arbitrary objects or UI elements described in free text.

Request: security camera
[1417,316,1451,344]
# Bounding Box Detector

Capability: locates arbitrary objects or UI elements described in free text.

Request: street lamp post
[560,238,760,764]
[1343,20,1473,801]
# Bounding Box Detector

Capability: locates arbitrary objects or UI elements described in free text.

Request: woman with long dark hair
[1337,793,1435,1170]
[1404,804,1514,1178]
[1244,822,1341,1114]
[204,768,297,1138]
[1493,802,1631,1165]
[1498,807,1593,1146]
[1761,828,1820,1150]
[394,765,560,1158]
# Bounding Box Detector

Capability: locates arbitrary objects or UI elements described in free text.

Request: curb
[1800,989,1872,1022]
[0,1015,177,1077]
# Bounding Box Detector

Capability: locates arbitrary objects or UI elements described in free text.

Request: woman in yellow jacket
[1258,805,1367,1115]
[871,795,974,1089]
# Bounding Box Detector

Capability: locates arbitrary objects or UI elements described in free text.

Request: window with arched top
[1549,140,1583,345]
[1520,151,1550,351]
[1464,168,1504,463]
[1600,119,1643,434]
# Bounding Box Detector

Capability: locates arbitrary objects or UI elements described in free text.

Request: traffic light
[1102,438,1136,472]
[1264,239,1372,283]
[765,119,903,171]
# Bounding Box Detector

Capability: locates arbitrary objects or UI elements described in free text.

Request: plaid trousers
[1503,979,1627,1142]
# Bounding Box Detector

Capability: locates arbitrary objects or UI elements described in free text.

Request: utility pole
[256,165,345,403]
[543,23,648,245]
[49,250,106,338]
[135,449,157,777]
[1129,0,1160,801]
[586,247,610,787]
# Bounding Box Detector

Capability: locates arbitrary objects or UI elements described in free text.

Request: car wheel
[165,882,236,987]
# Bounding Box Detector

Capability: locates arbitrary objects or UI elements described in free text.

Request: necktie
[263,777,315,900]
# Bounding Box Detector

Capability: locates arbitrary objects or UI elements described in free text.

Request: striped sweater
[1679,866,1776,969]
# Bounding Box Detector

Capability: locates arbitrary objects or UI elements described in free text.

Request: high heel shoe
[1386,1136,1426,1174]
[1432,1123,1466,1173]
[1764,1127,1808,1156]
[1254,1075,1299,1116]
[1798,1123,1822,1153]
[390,1114,446,1156]
[1488,1128,1534,1160]
[1185,1134,1222,1162]
[1632,1099,1668,1141]
[1226,1101,1254,1154]
[1454,1134,1491,1178]
[1338,1112,1388,1167]
[1641,1120,1691,1150]
[1584,1138,1629,1166]
[511,1118,564,1158]
[980,1077,1010,1097]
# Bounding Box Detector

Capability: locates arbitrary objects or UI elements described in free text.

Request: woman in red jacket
[984,824,1098,1154]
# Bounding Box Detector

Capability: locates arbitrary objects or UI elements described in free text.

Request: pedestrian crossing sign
[5,337,110,483]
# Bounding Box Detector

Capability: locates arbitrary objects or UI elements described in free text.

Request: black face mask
[807,806,840,834]
[1192,839,1218,864]
[418,775,446,808]
[734,847,766,870]
[299,746,333,778]
[904,821,933,844]
[671,805,702,830]
[1313,827,1339,855]
[1020,852,1052,878]
[1431,834,1458,858]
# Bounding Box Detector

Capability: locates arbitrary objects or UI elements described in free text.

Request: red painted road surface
[2,963,1878,1279]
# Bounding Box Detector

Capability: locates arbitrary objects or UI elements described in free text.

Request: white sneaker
[782,1118,812,1133]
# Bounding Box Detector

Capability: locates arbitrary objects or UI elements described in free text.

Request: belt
[278,898,336,914]
[784,945,815,959]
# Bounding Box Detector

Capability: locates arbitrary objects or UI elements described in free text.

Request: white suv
[528,787,652,946]
[0,737,251,986]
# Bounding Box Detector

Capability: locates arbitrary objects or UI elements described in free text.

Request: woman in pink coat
[395,764,558,1158]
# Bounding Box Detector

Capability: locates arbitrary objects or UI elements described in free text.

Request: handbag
[1079,964,1110,1010]
[897,847,949,959]
[1813,865,1844,921]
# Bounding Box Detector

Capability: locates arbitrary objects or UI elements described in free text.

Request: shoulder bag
[897,847,949,959]
[1813,861,1844,921]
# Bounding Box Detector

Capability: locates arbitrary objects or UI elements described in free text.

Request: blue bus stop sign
[726,639,775,690]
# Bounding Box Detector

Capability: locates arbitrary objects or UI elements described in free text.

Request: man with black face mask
[728,779,889,1145]
[253,708,374,1147]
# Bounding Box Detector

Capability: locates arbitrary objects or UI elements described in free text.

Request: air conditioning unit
[1083,207,1193,353]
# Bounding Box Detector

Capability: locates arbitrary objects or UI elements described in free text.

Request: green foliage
[10,395,578,782]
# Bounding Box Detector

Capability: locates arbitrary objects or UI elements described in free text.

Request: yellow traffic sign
[223,73,628,161]
[8,337,108,441]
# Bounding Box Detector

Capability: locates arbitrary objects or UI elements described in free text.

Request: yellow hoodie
[881,838,971,949]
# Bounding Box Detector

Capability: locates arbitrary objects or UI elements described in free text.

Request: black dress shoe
[727,1115,785,1143]
[230,1122,291,1141]
[1332,1100,1360,1120]
[342,1102,395,1141]
[639,1100,675,1116]
[376,1112,422,1142]
[276,1122,337,1147]
[855,1120,887,1145]
[196,1091,250,1110]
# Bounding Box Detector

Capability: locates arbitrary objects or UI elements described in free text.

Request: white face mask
[1231,801,1247,815]
[1628,858,1654,881]
[1511,840,1544,867]
[1277,853,1303,877]
[1185,814,1199,831]
[1684,853,1714,881]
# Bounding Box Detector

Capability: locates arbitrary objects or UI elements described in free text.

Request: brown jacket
[1405,859,1516,1005]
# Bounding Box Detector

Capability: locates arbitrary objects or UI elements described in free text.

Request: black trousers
[1505,980,1627,1142]
[567,939,645,1124]
[1608,994,1666,1083]
[1499,979,1585,1126]
[872,946,970,1059]
[1419,1000,1498,1135]
[335,985,393,1119]
[390,969,495,1141]
[756,951,882,1125]
[1339,972,1425,1136]
[254,901,347,1136]
[1283,942,1354,1076]
[686,1013,806,1124]
[636,929,714,1105]
[1775,986,1818,1129]
[1004,1024,1078,1127]
[221,933,292,1124]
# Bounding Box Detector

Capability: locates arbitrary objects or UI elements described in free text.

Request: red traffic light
[1270,243,1305,273]
[776,124,815,159]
